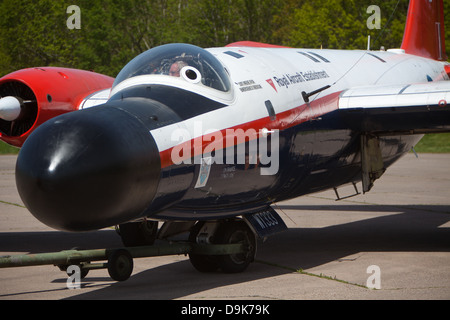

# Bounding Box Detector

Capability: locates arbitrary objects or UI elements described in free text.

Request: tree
[272,0,410,50]
[0,0,76,74]
[0,0,448,79]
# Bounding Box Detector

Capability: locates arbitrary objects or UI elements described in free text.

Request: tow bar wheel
[107,249,134,282]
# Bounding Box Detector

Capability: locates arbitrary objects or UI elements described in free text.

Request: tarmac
[0,153,449,301]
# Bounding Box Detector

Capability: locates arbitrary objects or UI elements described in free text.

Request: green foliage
[0,0,283,77]
[0,141,19,154]
[445,0,450,59]
[272,0,409,50]
[414,133,450,153]
[0,0,71,73]
[3,0,448,78]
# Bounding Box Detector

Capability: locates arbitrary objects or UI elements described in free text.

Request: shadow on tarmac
[0,204,449,299]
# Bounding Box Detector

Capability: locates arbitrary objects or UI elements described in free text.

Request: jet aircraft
[0,0,449,273]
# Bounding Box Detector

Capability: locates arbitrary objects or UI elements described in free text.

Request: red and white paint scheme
[0,67,113,147]
[1,0,449,273]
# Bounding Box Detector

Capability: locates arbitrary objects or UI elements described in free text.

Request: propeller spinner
[0,96,22,121]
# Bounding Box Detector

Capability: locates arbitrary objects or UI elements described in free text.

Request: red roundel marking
[439,99,447,107]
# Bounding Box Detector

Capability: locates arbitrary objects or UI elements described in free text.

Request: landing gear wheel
[118,220,158,247]
[188,222,219,273]
[107,249,133,282]
[188,220,257,273]
[215,220,256,273]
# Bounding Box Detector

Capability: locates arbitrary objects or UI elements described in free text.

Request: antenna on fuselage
[301,84,331,121]
[301,85,331,103]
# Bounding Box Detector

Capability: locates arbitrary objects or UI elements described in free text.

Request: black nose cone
[15,106,161,232]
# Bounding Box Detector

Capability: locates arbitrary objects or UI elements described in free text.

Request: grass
[255,259,369,289]
[1,133,450,155]
[0,140,19,155]
[413,133,450,153]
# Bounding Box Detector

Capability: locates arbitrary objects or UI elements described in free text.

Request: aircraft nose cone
[15,106,161,232]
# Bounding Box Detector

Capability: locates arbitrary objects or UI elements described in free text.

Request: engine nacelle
[0,67,114,147]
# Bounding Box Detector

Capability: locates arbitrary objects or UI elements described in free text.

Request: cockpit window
[112,43,231,92]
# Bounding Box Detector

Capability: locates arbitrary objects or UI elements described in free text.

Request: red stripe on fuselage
[158,90,342,168]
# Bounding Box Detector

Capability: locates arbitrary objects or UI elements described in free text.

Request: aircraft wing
[335,80,450,193]
[338,81,450,135]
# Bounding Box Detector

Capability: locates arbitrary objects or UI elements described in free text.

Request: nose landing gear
[117,220,159,247]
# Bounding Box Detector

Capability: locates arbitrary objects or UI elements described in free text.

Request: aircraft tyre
[188,220,256,273]
[188,221,220,272]
[214,220,256,273]
[107,249,134,282]
[118,220,158,247]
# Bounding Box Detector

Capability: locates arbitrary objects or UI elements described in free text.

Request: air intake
[0,81,38,136]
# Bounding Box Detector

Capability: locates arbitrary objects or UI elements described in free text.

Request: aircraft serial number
[253,211,279,229]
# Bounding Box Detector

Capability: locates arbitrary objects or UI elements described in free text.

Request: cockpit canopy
[112,43,231,92]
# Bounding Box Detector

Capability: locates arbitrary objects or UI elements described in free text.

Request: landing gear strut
[117,220,158,247]
[189,219,257,273]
